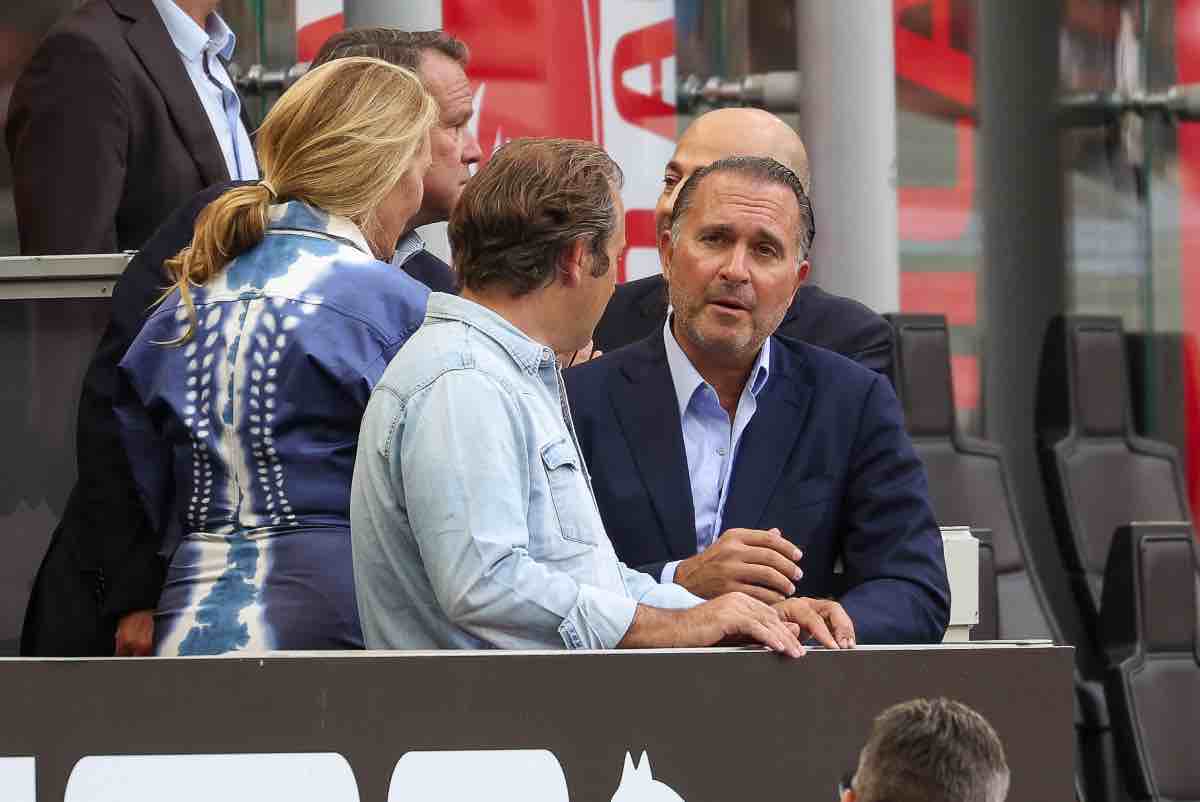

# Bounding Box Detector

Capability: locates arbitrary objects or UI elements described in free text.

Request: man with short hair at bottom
[567,156,949,644]
[19,28,482,658]
[351,138,826,653]
[840,698,1010,802]
[591,107,893,380]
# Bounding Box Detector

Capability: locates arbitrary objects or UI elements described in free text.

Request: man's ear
[558,239,588,288]
[658,226,675,284]
[789,258,811,305]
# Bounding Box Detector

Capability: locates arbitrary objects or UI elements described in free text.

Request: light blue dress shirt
[350,294,704,650]
[391,229,426,268]
[152,0,258,181]
[661,318,771,584]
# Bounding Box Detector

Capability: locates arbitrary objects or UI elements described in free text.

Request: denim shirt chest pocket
[538,437,601,553]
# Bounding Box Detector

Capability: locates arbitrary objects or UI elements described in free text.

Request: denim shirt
[351,293,703,650]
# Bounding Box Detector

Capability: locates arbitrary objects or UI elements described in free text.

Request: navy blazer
[566,329,950,644]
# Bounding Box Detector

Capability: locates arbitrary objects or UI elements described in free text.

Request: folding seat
[1100,523,1200,801]
[887,314,1058,640]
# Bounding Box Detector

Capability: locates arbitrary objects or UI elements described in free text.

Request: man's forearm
[617,604,688,649]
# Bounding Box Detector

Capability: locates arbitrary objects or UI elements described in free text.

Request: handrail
[0,253,131,300]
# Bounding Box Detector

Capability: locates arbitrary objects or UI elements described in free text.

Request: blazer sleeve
[73,186,232,618]
[836,374,951,643]
[6,30,129,255]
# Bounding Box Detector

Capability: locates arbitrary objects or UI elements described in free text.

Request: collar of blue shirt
[265,201,375,257]
[391,229,427,269]
[425,293,558,376]
[662,315,771,418]
[152,0,236,62]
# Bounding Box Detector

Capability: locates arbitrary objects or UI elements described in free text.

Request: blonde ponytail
[156,56,438,345]
[160,183,273,344]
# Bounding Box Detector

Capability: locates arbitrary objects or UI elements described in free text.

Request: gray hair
[852,698,1010,802]
[669,155,815,262]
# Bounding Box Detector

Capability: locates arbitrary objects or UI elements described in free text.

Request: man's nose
[462,130,483,165]
[718,243,751,282]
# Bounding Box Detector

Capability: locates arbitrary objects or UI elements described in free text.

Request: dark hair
[852,698,1010,802]
[449,138,624,297]
[670,155,814,259]
[311,28,469,71]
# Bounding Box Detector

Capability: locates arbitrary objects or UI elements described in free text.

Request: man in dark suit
[566,156,949,644]
[6,0,257,254]
[19,29,480,656]
[591,108,893,380]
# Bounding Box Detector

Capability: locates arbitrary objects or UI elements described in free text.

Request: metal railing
[0,254,131,300]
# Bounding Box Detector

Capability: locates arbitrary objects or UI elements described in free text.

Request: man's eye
[757,244,779,258]
[662,175,679,189]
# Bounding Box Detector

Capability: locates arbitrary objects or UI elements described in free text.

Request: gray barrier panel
[0,645,1074,802]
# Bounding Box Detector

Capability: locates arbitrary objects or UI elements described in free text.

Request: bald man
[591,108,893,380]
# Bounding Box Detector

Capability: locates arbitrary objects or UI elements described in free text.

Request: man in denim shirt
[351,138,811,653]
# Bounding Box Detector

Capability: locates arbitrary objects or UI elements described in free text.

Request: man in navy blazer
[566,155,949,644]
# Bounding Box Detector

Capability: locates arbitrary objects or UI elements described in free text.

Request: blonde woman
[114,57,437,655]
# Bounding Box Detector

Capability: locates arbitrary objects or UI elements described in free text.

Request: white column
[795,1,899,313]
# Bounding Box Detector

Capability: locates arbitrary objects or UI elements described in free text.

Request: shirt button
[717,447,727,456]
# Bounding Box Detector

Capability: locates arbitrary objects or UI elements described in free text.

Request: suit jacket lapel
[609,331,698,560]
[721,340,812,531]
[115,0,231,186]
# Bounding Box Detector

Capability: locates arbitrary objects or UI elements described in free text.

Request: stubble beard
[669,281,777,363]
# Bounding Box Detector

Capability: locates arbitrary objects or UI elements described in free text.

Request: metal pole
[795,0,899,313]
[978,1,1083,644]
[343,0,442,30]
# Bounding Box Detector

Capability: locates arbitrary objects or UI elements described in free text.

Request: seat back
[1101,523,1200,801]
[1036,316,1191,635]
[888,314,1059,641]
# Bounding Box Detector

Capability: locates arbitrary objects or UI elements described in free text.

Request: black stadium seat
[1101,523,1200,801]
[887,314,1059,641]
[1036,315,1191,649]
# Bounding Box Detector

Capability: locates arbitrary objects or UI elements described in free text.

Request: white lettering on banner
[389,750,567,801]
[600,0,678,282]
[64,753,359,802]
[0,757,35,802]
[42,749,686,802]
[612,752,684,802]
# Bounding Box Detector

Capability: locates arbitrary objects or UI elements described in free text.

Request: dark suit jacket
[592,275,894,381]
[5,0,235,254]
[565,329,950,644]
[20,183,456,655]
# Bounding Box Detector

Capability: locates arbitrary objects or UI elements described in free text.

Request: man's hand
[114,609,155,656]
[774,597,856,649]
[618,592,806,657]
[674,527,802,603]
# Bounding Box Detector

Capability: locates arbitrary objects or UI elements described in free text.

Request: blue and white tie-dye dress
[116,200,429,655]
